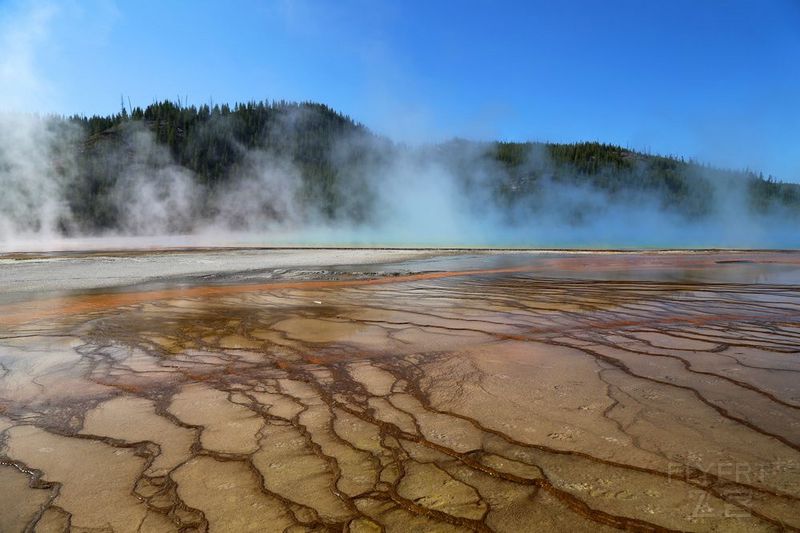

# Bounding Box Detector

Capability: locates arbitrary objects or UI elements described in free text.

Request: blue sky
[1,0,798,181]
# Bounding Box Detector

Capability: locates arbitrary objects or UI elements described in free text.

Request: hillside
[7,99,800,236]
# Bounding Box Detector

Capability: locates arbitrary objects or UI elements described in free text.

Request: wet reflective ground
[1,250,799,532]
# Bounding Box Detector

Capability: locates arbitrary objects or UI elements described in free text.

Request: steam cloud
[0,110,798,252]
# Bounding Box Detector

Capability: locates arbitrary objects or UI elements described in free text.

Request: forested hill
[15,100,800,234]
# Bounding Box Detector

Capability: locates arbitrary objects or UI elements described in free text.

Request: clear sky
[1,0,798,181]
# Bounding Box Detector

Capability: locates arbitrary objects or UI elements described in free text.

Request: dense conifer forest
[13,99,800,233]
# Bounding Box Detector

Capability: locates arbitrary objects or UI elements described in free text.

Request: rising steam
[0,110,798,251]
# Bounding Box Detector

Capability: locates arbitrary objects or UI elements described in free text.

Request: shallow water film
[1,250,799,532]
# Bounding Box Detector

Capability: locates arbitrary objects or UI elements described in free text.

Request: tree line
[32,99,800,232]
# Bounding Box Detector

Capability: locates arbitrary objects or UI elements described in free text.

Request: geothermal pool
[0,249,799,532]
